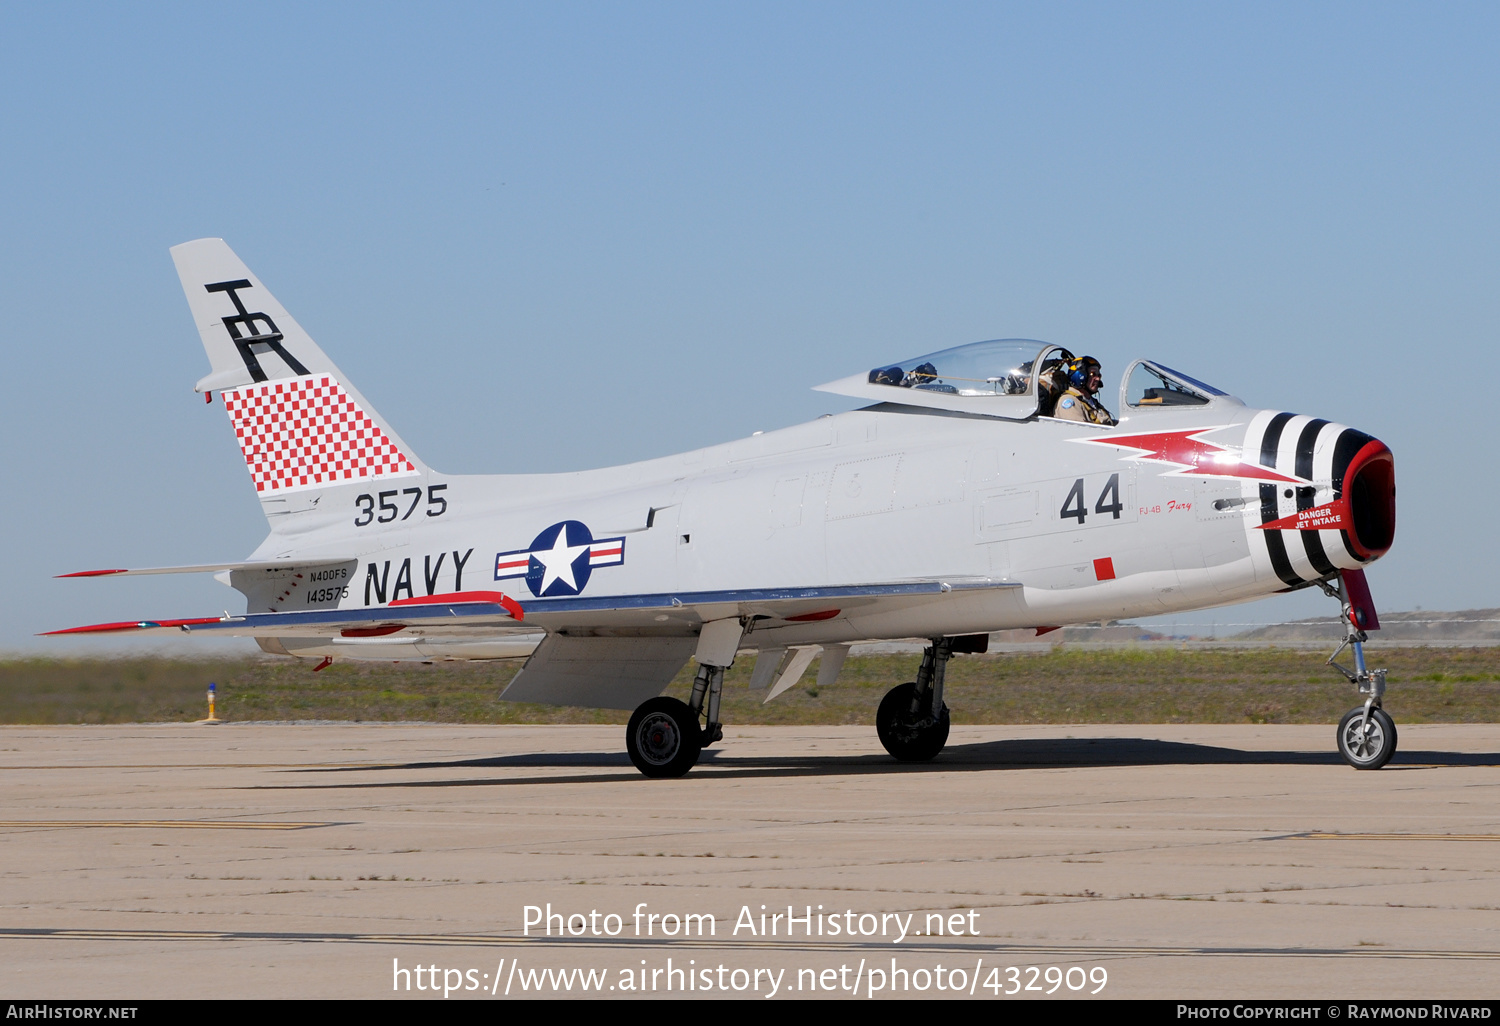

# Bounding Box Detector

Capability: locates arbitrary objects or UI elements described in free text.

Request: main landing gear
[625,662,725,778]
[1320,576,1396,770]
[876,638,956,762]
[625,630,980,775]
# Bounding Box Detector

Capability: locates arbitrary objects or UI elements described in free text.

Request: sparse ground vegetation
[2,647,1498,725]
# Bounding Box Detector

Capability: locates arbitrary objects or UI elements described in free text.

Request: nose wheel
[1337,706,1397,770]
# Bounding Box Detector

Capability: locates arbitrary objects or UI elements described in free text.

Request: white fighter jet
[51,239,1399,776]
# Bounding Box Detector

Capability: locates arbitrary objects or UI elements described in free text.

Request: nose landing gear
[1320,575,1396,770]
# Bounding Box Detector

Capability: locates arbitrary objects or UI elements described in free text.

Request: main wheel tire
[626,697,702,778]
[876,682,951,762]
[1337,706,1397,770]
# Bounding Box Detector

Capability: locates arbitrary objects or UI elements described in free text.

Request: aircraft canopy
[814,339,1068,420]
[866,339,1060,396]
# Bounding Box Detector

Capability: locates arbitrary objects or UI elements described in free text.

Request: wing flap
[499,635,697,710]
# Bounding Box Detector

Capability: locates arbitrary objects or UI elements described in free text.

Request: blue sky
[3,3,1496,652]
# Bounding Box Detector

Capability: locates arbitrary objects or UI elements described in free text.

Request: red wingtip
[41,620,147,636]
[40,616,222,636]
[56,569,130,578]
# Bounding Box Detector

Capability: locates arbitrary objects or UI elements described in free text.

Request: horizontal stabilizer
[58,559,357,579]
[42,591,522,638]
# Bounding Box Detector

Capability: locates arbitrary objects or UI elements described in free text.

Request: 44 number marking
[1059,473,1123,525]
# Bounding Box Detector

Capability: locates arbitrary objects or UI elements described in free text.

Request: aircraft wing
[43,591,524,638]
[49,576,1015,638]
[46,577,1017,707]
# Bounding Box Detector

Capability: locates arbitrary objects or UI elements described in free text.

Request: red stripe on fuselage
[1079,429,1302,483]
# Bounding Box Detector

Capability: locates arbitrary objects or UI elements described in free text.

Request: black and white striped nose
[1241,413,1395,588]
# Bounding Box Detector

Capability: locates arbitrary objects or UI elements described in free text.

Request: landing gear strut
[1320,576,1396,770]
[876,638,952,761]
[625,662,726,778]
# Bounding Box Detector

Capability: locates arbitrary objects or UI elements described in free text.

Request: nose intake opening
[1344,442,1395,559]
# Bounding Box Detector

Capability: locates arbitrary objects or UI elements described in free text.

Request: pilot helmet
[1067,356,1102,390]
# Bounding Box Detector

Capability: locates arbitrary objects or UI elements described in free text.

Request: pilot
[1054,356,1117,426]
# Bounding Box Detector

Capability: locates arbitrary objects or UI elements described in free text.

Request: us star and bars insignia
[493,521,626,598]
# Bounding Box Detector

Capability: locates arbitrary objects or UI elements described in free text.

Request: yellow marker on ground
[198,681,222,724]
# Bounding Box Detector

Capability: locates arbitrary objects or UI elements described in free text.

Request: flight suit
[1053,387,1117,426]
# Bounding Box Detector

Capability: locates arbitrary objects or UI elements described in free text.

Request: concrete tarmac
[0,723,1497,1000]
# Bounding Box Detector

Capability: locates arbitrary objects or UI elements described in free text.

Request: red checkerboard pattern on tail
[222,375,417,493]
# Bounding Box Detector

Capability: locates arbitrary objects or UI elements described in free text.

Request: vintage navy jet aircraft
[50,240,1398,776]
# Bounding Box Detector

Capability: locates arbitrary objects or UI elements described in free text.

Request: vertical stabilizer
[170,239,428,519]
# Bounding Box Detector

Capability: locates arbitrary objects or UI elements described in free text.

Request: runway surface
[1,723,1496,999]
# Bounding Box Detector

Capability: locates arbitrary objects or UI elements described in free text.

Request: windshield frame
[1118,359,1242,412]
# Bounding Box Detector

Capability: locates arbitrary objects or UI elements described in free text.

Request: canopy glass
[866,340,1066,397]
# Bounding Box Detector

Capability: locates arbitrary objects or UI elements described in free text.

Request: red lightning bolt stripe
[1076,428,1303,483]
